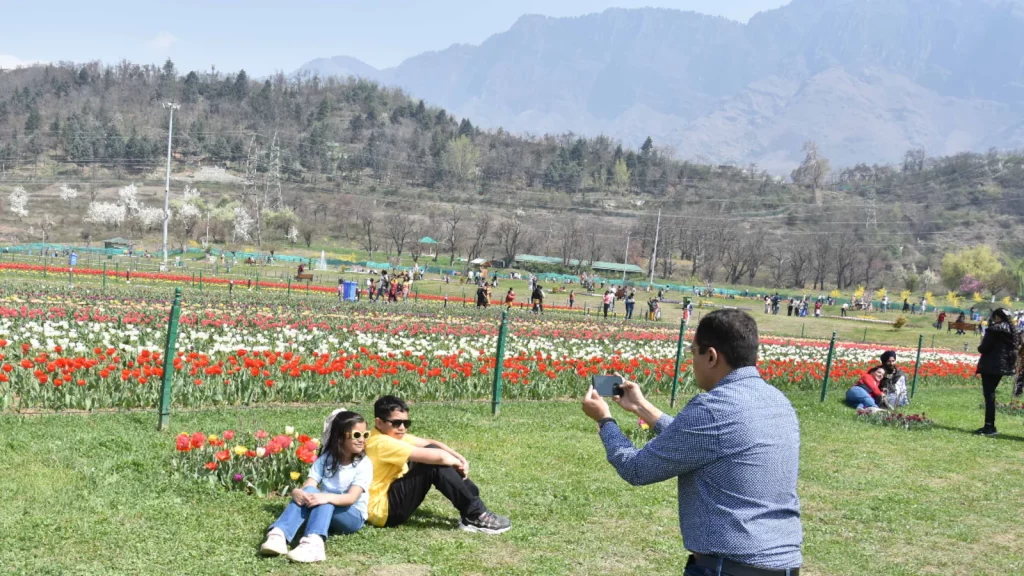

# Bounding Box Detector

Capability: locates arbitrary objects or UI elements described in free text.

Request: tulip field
[0,281,980,413]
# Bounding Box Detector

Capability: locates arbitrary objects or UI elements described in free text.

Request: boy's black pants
[385,449,487,527]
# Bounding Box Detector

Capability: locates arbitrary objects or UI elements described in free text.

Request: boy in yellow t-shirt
[364,395,511,534]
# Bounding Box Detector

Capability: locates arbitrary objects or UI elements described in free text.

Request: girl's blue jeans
[269,486,364,540]
[846,386,877,409]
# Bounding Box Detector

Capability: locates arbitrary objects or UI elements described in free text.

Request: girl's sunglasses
[346,431,372,439]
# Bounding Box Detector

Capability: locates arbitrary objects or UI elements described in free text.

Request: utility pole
[649,209,661,286]
[622,232,630,282]
[161,102,180,270]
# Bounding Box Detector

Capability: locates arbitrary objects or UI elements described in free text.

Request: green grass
[3,388,1024,575]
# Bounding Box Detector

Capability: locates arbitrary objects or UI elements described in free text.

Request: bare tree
[444,206,463,266]
[557,217,582,267]
[494,215,524,265]
[357,211,375,259]
[584,229,605,267]
[301,224,315,248]
[659,228,677,278]
[811,235,834,290]
[384,212,412,260]
[744,230,768,283]
[767,245,789,288]
[833,232,857,288]
[789,243,813,288]
[722,232,765,285]
[467,214,493,269]
[861,246,886,288]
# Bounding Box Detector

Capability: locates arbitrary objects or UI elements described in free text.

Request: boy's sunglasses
[384,419,412,429]
[346,431,372,439]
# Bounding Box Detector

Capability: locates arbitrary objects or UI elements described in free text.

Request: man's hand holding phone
[611,379,646,414]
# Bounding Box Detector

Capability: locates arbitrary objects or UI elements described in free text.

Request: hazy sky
[0,1,790,75]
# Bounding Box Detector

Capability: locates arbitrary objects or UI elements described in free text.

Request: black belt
[689,554,800,576]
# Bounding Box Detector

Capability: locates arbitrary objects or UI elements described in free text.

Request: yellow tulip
[208,434,219,443]
[233,445,247,456]
[290,471,301,481]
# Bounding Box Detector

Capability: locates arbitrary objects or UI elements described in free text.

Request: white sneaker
[286,536,326,563]
[259,528,288,557]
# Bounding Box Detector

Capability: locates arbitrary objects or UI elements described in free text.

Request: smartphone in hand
[593,375,624,397]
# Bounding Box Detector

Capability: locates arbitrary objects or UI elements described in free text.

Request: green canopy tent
[418,237,439,257]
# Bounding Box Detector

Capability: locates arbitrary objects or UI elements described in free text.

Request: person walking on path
[569,289,575,309]
[603,289,614,318]
[975,308,1021,436]
[625,290,636,320]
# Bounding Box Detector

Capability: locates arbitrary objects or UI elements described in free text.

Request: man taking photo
[582,309,803,576]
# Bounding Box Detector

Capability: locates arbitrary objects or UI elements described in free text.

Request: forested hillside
[0,60,1022,292]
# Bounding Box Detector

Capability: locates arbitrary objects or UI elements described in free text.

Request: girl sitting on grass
[847,366,886,411]
[260,411,373,563]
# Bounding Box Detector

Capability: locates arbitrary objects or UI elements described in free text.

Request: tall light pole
[162,102,180,269]
[649,209,662,287]
[622,232,630,283]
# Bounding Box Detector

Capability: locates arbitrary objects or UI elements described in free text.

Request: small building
[591,261,645,276]
[418,236,439,257]
[103,237,134,251]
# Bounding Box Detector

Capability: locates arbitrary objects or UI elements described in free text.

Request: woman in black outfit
[975,308,1021,436]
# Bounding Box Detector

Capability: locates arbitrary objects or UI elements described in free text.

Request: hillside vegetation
[0,60,1022,292]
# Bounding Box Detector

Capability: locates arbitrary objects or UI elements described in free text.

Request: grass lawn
[3,387,1024,575]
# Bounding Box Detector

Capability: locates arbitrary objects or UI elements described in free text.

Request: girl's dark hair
[320,411,366,478]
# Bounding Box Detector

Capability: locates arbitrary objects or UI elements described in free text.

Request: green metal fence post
[115,262,119,281]
[491,310,509,416]
[910,334,924,398]
[670,317,687,408]
[287,278,291,296]
[157,287,184,431]
[862,327,868,343]
[43,261,47,278]
[102,263,107,290]
[931,334,935,349]
[199,271,203,291]
[819,332,837,403]
[801,323,805,338]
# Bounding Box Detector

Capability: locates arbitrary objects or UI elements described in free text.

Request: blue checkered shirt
[599,366,803,569]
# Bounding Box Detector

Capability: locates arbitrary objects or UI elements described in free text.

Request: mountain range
[299,0,1024,173]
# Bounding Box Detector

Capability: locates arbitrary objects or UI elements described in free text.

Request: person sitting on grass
[846,365,886,411]
[260,411,373,563]
[364,395,511,534]
[879,351,909,408]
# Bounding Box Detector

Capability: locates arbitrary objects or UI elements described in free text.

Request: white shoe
[259,528,288,557]
[286,536,326,563]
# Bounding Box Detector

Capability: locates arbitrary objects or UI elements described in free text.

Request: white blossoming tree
[232,206,254,242]
[138,206,165,231]
[59,183,78,201]
[84,201,127,229]
[170,185,205,250]
[118,183,141,218]
[9,186,28,219]
[286,225,299,244]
